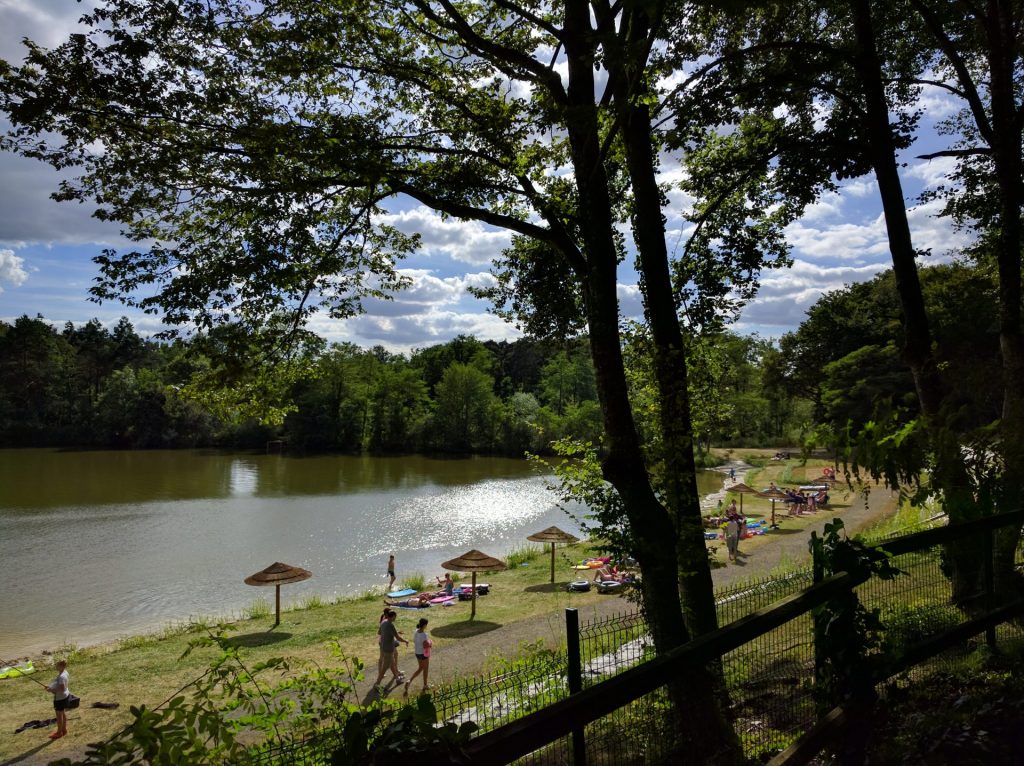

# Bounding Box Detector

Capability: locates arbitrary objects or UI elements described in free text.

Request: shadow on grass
[524,582,569,593]
[1,742,52,766]
[767,527,804,535]
[431,621,502,639]
[228,631,292,648]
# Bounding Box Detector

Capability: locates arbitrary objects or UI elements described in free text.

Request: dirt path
[374,470,898,703]
[7,472,897,765]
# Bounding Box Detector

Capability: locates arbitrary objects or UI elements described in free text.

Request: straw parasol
[441,549,507,619]
[725,482,759,511]
[757,486,790,528]
[527,526,580,584]
[244,562,312,627]
[809,474,837,486]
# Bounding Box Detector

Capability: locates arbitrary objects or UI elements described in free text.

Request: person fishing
[46,659,71,739]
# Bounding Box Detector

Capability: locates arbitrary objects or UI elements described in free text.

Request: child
[725,517,740,562]
[405,617,432,694]
[46,660,70,739]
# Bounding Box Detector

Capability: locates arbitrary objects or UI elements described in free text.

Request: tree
[681,0,1019,603]
[367,363,429,452]
[0,1,805,754]
[431,362,498,452]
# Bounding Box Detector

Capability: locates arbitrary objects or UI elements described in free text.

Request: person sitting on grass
[592,564,621,582]
[385,596,430,608]
[436,573,454,597]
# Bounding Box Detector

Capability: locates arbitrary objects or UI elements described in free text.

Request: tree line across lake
[0,314,800,455]
[0,260,997,457]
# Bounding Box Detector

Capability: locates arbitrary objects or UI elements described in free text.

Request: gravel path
[372,464,899,703]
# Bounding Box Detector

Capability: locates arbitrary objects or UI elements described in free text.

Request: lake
[0,449,722,657]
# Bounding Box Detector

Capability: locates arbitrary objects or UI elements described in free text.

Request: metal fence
[242,514,1024,765]
[493,517,1024,765]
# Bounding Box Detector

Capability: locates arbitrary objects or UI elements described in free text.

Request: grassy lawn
[0,450,893,763]
[705,449,864,569]
[0,541,611,763]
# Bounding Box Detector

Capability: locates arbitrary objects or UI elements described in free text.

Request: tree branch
[916,147,992,160]
[907,0,994,145]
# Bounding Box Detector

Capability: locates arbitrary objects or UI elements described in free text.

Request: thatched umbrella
[244,562,312,627]
[758,487,790,528]
[725,482,759,512]
[441,549,507,619]
[527,526,580,584]
[809,474,837,486]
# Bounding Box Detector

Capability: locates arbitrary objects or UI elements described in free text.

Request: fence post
[565,608,587,766]
[983,525,996,649]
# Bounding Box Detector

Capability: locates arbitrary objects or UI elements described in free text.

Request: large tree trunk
[559,2,740,760]
[613,29,743,763]
[562,0,687,658]
[983,0,1024,596]
[849,0,981,604]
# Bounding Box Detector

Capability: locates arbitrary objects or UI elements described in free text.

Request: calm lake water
[0,449,722,657]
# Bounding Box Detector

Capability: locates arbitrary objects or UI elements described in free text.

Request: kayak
[0,661,35,680]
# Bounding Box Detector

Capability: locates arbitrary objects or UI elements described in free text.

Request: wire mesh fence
[243,516,1024,765]
[431,650,571,733]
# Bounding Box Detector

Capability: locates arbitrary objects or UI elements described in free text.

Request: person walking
[725,516,740,563]
[386,554,396,590]
[374,610,408,689]
[404,617,433,695]
[46,659,70,739]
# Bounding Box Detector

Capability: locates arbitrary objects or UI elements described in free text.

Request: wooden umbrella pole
[550,543,555,584]
[275,584,281,627]
[471,572,478,620]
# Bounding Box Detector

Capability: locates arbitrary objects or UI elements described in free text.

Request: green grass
[299,594,327,610]
[399,573,427,591]
[0,538,605,763]
[506,543,544,568]
[243,596,273,620]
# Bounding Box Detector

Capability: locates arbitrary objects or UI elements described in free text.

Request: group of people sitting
[384,573,457,609]
[590,562,637,584]
[782,487,830,514]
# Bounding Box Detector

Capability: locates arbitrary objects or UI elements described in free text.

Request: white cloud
[617,283,644,319]
[785,215,890,262]
[378,207,512,265]
[799,191,847,223]
[841,180,877,198]
[917,84,961,122]
[0,249,29,292]
[0,0,99,63]
[312,309,522,353]
[906,198,973,255]
[356,269,495,317]
[0,136,128,249]
[905,155,958,189]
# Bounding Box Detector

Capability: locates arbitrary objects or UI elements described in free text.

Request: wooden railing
[456,509,1024,766]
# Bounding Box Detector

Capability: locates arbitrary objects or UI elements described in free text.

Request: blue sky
[0,1,974,353]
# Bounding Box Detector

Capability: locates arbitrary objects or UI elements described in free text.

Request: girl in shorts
[404,617,432,694]
[46,659,70,739]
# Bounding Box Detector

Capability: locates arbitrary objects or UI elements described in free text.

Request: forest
[0,312,789,454]
[0,260,996,457]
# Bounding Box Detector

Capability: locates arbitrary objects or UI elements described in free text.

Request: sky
[0,0,974,353]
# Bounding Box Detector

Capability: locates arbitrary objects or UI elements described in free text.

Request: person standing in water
[405,617,433,694]
[46,659,70,739]
[387,554,396,590]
